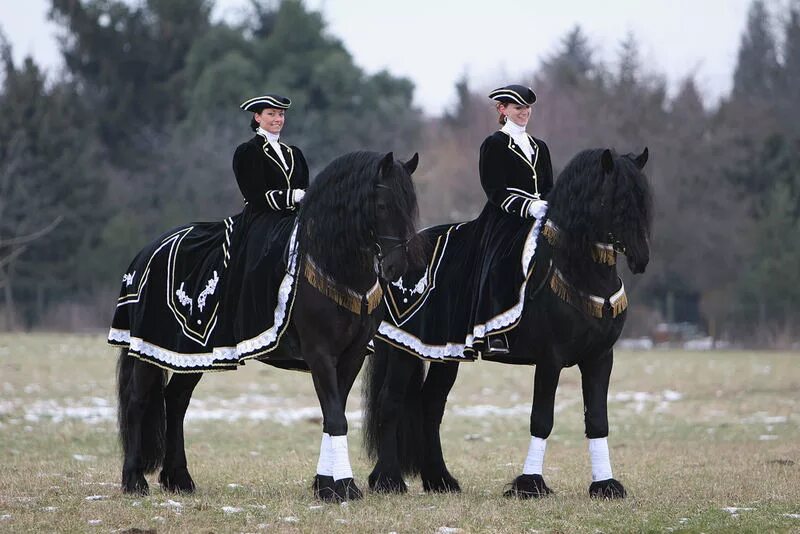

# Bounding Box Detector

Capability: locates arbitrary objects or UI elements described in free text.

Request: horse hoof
[334,478,363,501]
[503,474,552,499]
[122,473,149,496]
[368,471,407,494]
[312,475,337,502]
[589,478,626,499]
[422,471,461,493]
[159,468,196,494]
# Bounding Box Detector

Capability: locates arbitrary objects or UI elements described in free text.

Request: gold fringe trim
[303,256,383,315]
[549,269,627,319]
[592,244,617,266]
[543,220,617,266]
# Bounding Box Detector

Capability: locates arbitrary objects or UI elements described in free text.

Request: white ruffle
[377,210,545,359]
[108,224,300,368]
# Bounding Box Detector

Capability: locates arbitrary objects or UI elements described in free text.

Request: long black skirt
[108,205,301,372]
[375,202,545,362]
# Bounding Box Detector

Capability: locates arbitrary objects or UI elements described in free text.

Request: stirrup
[485,337,509,355]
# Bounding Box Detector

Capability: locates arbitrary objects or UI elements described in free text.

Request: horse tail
[362,342,426,476]
[117,348,167,473]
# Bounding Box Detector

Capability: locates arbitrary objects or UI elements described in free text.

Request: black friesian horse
[117,151,419,502]
[363,147,651,499]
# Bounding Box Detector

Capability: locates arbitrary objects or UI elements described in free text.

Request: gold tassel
[611,291,628,317]
[592,244,617,266]
[366,285,384,315]
[542,222,560,246]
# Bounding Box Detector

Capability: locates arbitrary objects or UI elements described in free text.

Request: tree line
[0,0,798,347]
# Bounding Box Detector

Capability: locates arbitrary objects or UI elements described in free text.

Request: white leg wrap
[588,437,613,481]
[330,435,353,481]
[522,436,547,475]
[315,433,333,477]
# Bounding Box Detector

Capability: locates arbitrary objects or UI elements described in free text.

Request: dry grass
[1,333,798,533]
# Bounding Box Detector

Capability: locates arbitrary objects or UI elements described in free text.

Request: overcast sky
[1,0,753,115]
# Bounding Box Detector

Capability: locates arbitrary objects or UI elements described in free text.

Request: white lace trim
[108,224,300,368]
[377,210,546,359]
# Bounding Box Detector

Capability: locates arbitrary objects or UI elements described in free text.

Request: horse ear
[403,152,419,174]
[634,147,649,169]
[379,151,394,176]
[601,149,614,174]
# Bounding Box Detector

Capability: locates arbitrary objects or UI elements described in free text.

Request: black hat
[488,84,536,106]
[240,94,291,112]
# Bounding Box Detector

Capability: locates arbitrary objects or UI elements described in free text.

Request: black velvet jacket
[479,130,554,218]
[232,132,310,211]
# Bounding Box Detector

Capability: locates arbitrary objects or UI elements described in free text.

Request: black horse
[363,147,651,499]
[117,151,419,502]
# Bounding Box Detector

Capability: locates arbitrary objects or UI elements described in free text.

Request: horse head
[373,152,420,282]
[599,147,652,274]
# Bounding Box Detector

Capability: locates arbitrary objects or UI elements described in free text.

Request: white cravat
[257,127,288,170]
[501,119,533,161]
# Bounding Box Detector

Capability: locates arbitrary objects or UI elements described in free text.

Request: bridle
[372,183,411,279]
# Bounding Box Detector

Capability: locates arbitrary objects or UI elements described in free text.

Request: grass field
[1,333,798,533]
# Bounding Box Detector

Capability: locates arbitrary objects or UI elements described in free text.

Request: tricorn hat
[488,84,536,106]
[240,94,291,112]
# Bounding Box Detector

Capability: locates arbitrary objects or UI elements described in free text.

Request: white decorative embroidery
[108,224,301,369]
[175,282,193,314]
[122,271,136,287]
[390,270,428,297]
[197,271,219,312]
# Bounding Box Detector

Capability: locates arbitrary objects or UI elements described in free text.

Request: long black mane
[546,149,653,280]
[299,151,419,286]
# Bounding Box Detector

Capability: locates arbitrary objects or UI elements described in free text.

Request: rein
[540,219,628,319]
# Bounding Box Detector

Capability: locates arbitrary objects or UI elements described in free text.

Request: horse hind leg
[118,352,167,495]
[159,372,203,493]
[366,349,423,494]
[420,361,461,493]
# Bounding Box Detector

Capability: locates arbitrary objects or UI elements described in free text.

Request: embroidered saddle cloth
[108,208,303,372]
[375,203,546,362]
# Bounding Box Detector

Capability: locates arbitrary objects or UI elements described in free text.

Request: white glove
[292,189,306,204]
[527,199,548,219]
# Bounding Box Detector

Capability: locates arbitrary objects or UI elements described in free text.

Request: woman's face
[499,103,531,127]
[255,108,285,134]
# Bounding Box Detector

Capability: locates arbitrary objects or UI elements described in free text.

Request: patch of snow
[73,454,96,462]
[722,507,754,514]
[283,516,299,523]
[85,495,108,501]
[784,513,800,519]
[222,507,243,514]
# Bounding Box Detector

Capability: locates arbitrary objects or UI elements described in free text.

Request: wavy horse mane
[545,149,653,280]
[299,151,419,287]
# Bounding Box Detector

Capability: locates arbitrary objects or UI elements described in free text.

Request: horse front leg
[305,346,362,502]
[579,350,626,499]
[421,361,460,493]
[505,362,561,499]
[160,372,202,493]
